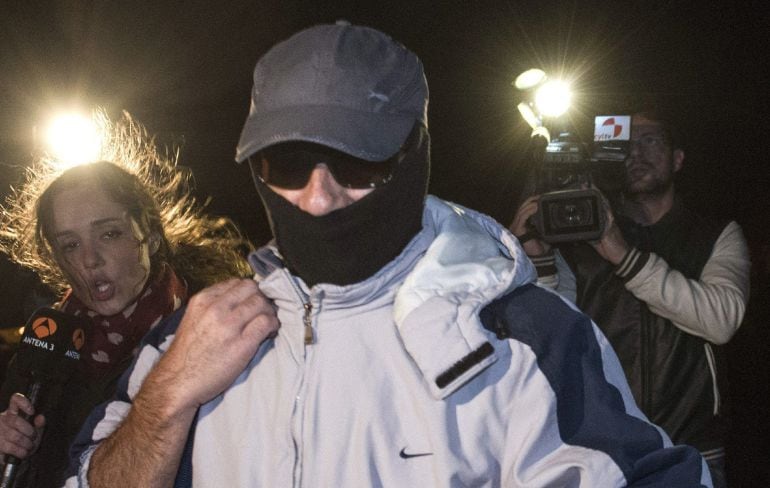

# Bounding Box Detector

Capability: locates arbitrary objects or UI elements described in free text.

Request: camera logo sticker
[72,328,85,350]
[595,116,631,141]
[32,316,58,339]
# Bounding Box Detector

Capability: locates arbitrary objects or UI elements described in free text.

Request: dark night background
[1,0,768,484]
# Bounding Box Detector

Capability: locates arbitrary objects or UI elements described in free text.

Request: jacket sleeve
[485,284,712,487]
[617,221,750,344]
[529,249,577,303]
[63,308,186,487]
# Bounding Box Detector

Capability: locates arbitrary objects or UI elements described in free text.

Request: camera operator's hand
[589,198,630,266]
[509,195,551,257]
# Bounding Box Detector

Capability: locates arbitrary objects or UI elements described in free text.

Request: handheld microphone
[0,307,85,488]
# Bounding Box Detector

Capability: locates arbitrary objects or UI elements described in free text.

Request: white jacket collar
[250,196,537,399]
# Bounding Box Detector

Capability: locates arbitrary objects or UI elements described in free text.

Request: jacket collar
[249,196,537,399]
[393,196,535,398]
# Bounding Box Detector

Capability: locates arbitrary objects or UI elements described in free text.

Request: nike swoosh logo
[399,447,433,459]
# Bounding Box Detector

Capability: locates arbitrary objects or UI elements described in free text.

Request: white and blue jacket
[67,196,711,487]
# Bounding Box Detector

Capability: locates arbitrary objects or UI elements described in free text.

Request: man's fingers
[180,280,263,336]
[205,280,268,328]
[190,278,251,307]
[0,409,38,459]
[516,197,539,214]
[228,286,278,332]
[241,309,281,344]
[8,393,34,417]
[520,202,539,219]
[158,279,279,409]
[193,279,260,311]
[3,414,36,438]
[0,438,33,459]
[511,199,540,235]
[172,278,278,377]
[222,279,263,311]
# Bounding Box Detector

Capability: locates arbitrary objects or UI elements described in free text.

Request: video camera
[531,115,631,243]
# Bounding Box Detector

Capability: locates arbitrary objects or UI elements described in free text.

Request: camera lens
[551,199,594,229]
[535,189,605,242]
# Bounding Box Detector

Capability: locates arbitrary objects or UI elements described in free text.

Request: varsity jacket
[67,196,711,487]
[556,199,750,459]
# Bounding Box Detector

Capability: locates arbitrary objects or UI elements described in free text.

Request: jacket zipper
[284,272,314,488]
[303,302,314,345]
[285,273,315,345]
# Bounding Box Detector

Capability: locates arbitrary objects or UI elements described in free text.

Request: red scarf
[59,263,187,374]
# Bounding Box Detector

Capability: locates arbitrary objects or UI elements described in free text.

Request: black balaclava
[251,124,430,287]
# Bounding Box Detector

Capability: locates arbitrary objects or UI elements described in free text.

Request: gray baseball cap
[235,22,428,163]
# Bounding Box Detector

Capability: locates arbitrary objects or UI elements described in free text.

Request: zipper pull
[303,302,314,345]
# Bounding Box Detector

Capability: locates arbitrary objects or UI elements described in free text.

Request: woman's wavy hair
[0,110,253,295]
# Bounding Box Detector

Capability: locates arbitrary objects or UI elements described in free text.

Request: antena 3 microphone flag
[15,307,85,379]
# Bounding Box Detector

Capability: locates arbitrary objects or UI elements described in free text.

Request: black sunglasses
[251,142,403,190]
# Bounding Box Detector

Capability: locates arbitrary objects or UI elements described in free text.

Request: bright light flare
[514,69,547,90]
[534,80,572,117]
[45,113,103,169]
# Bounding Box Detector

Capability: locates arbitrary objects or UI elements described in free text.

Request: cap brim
[235,105,416,163]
